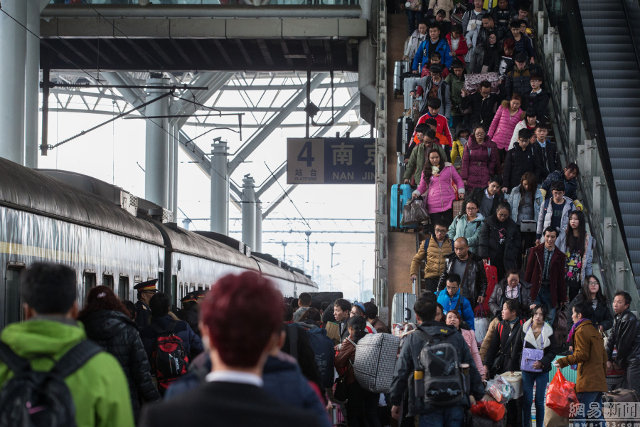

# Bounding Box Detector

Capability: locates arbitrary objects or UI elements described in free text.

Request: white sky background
[38,79,375,302]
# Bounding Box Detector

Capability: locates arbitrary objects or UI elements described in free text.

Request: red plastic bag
[546,369,578,418]
[470,401,505,422]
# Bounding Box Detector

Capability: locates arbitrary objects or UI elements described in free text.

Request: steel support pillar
[168,125,179,218]
[24,0,40,168]
[241,175,257,250]
[255,200,263,253]
[0,0,27,163]
[210,140,229,234]
[144,75,170,208]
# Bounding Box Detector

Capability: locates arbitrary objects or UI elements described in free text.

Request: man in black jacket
[390,294,484,424]
[140,271,320,427]
[461,80,499,130]
[438,237,488,308]
[502,128,537,193]
[532,123,561,183]
[468,176,505,219]
[606,291,640,396]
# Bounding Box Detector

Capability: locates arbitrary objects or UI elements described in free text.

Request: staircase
[579,0,640,286]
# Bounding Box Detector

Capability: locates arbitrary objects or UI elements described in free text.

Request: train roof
[0,158,163,245]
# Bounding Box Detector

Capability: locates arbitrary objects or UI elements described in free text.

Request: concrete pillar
[210,140,229,234]
[24,0,40,168]
[241,175,256,250]
[0,0,27,163]
[144,74,170,208]
[255,200,263,253]
[172,126,179,217]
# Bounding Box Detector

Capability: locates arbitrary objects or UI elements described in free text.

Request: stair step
[589,51,636,62]
[592,69,640,79]
[609,146,640,157]
[581,23,629,35]
[592,60,638,71]
[599,97,640,108]
[619,210,640,226]
[588,44,633,53]
[602,117,640,127]
[594,88,640,97]
[585,35,633,44]
[593,78,640,89]
[612,169,640,179]
[603,127,640,137]
[599,107,640,117]
[611,180,640,192]
[611,157,640,168]
[581,10,626,20]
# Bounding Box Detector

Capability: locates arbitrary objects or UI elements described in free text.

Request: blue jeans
[534,285,557,325]
[522,370,549,427]
[573,392,605,427]
[419,406,464,427]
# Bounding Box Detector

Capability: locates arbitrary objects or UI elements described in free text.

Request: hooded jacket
[517,319,557,372]
[436,289,475,329]
[478,214,521,272]
[448,212,484,255]
[390,322,484,416]
[557,320,607,393]
[487,104,524,150]
[606,309,640,368]
[460,135,499,190]
[416,164,465,214]
[81,310,160,419]
[541,169,578,201]
[508,185,544,224]
[0,319,135,427]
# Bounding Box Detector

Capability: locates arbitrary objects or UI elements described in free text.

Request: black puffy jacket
[177,303,200,336]
[606,309,640,368]
[478,215,522,272]
[81,310,160,418]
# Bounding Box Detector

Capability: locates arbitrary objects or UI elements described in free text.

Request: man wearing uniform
[177,292,200,336]
[134,279,158,328]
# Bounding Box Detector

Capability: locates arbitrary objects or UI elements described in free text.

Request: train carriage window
[5,266,24,325]
[102,274,114,290]
[118,276,129,301]
[158,272,164,294]
[83,272,97,298]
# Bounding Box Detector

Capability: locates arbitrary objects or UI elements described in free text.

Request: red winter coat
[446,33,469,64]
[524,244,567,309]
[460,135,499,190]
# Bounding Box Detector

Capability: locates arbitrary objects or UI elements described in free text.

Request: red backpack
[151,321,189,394]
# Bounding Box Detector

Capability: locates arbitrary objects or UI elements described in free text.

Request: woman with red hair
[79,286,160,420]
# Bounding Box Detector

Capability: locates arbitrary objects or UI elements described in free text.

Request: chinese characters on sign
[287,138,376,184]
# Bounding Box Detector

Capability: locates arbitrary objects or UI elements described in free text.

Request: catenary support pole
[0,0,27,163]
[24,0,40,167]
[241,175,256,250]
[255,200,263,253]
[144,74,170,208]
[210,140,229,234]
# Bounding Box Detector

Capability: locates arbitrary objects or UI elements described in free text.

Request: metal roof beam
[170,72,233,127]
[228,72,327,172]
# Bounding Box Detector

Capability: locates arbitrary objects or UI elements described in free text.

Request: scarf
[567,318,588,343]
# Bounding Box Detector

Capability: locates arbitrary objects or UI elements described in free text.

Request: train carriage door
[102,274,114,290]
[118,276,130,301]
[83,271,97,299]
[171,275,177,308]
[4,265,25,325]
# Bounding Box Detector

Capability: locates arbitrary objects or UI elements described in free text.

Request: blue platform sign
[287,137,375,184]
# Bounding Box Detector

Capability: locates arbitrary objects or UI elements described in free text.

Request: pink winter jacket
[487,105,524,150]
[416,164,465,214]
[461,328,486,379]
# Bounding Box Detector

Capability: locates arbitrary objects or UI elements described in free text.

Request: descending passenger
[467,175,505,220]
[508,109,538,150]
[507,171,543,251]
[446,309,486,379]
[536,181,576,252]
[141,292,203,394]
[438,237,488,309]
[411,219,454,292]
[606,290,640,397]
[134,279,158,328]
[0,263,134,427]
[460,126,500,191]
[293,292,312,322]
[460,80,499,131]
[566,276,613,332]
[478,201,521,280]
[563,210,595,301]
[79,286,161,420]
[532,123,561,183]
[541,162,579,201]
[390,294,484,425]
[502,128,537,193]
[437,274,476,330]
[447,199,484,255]
[335,316,382,427]
[140,271,321,427]
[177,292,200,336]
[487,93,524,157]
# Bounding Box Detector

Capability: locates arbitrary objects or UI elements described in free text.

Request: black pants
[429,208,453,229]
[567,278,581,302]
[424,277,440,293]
[346,382,381,427]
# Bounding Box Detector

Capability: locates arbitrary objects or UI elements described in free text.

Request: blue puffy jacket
[412,38,452,71]
[436,289,475,330]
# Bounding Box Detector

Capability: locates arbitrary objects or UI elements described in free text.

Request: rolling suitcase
[394,60,411,97]
[391,292,417,326]
[390,183,414,230]
[396,115,414,155]
[476,260,498,316]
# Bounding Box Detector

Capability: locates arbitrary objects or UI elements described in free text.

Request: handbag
[334,376,348,401]
[520,325,544,372]
[401,197,429,226]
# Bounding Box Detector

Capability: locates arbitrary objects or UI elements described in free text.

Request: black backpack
[0,340,101,427]
[416,329,466,407]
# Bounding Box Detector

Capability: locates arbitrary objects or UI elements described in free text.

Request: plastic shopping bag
[485,375,514,403]
[546,370,578,418]
[470,401,506,422]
